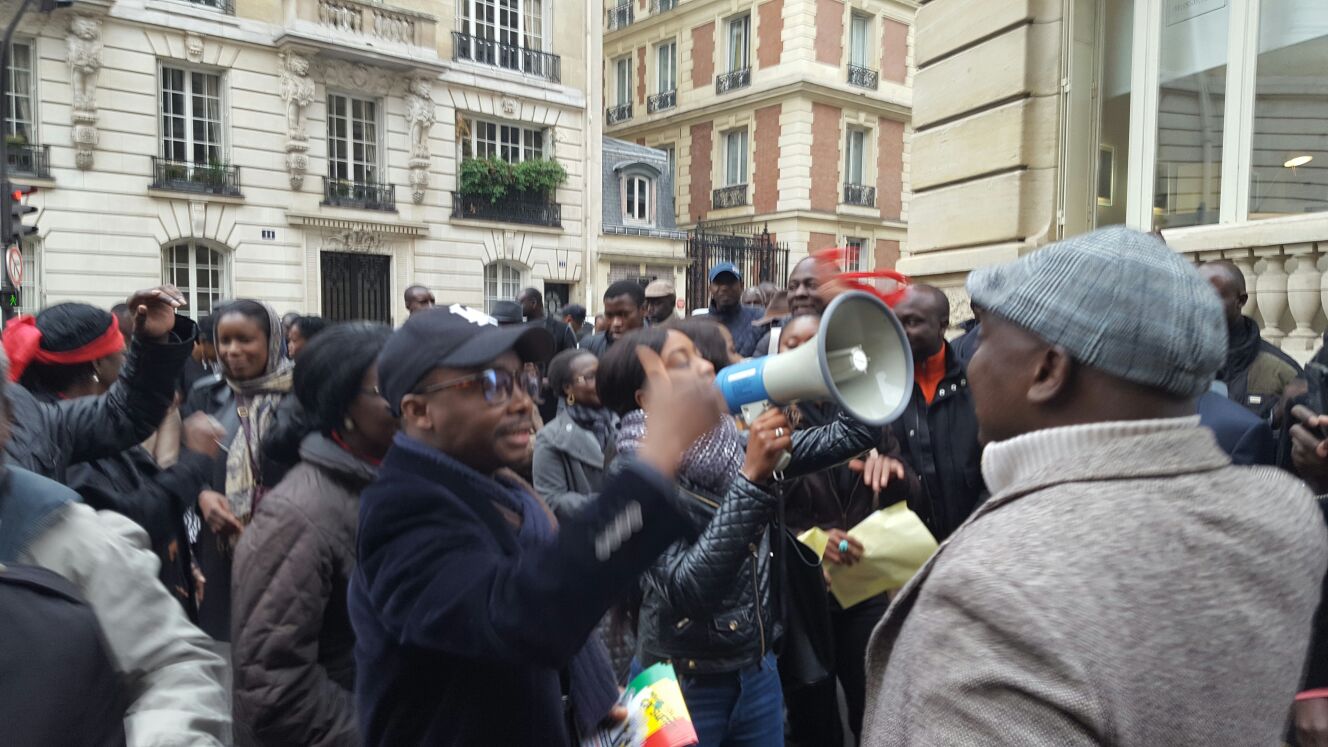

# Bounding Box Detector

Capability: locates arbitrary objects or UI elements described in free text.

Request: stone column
[1255,250,1289,344]
[1284,244,1320,354]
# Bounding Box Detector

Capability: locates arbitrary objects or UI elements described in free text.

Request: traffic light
[9,184,35,244]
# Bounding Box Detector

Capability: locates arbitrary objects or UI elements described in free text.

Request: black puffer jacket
[632,412,876,674]
[4,316,196,483]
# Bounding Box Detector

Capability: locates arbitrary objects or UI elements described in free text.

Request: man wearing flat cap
[861,226,1327,745]
[349,305,726,746]
[643,279,677,325]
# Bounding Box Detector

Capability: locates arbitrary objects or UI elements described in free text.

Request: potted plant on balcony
[161,161,189,184]
[196,159,230,190]
[513,159,566,202]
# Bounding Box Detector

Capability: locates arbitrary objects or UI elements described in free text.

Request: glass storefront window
[1248,2,1328,220]
[1154,1,1229,230]
[1095,0,1134,228]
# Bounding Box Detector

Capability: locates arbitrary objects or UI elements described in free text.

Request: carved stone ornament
[500,96,517,115]
[325,228,384,253]
[404,75,435,204]
[313,58,396,96]
[67,16,102,170]
[279,51,317,189]
[186,33,204,63]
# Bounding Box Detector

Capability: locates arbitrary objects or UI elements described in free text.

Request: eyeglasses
[414,367,543,406]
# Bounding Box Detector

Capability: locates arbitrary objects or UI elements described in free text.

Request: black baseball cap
[379,304,554,415]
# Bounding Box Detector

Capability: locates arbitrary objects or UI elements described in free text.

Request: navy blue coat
[1197,391,1277,466]
[349,434,689,746]
[708,302,765,358]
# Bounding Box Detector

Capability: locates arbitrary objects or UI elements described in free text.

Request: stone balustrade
[296,0,436,48]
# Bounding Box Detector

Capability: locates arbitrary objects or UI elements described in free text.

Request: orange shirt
[917,343,948,405]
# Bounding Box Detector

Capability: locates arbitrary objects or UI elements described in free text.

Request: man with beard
[643,279,677,325]
[706,263,764,357]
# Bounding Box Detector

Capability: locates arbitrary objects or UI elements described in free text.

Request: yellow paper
[796,526,829,561]
[826,502,938,608]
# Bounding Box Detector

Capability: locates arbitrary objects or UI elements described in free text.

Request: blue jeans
[631,653,783,747]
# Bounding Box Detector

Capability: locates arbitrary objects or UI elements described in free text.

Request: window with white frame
[727,15,750,72]
[625,174,652,225]
[7,41,35,143]
[845,127,868,185]
[457,0,545,51]
[849,13,871,67]
[484,261,523,312]
[17,240,39,316]
[725,129,749,186]
[460,117,547,162]
[161,67,223,166]
[163,241,228,320]
[615,57,632,106]
[843,237,866,272]
[327,94,379,185]
[657,41,677,93]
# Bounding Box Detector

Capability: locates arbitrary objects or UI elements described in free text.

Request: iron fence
[716,67,750,94]
[685,223,788,312]
[607,2,633,29]
[647,90,676,113]
[452,192,561,227]
[6,143,48,179]
[847,64,878,89]
[843,183,876,207]
[607,103,633,125]
[712,184,748,210]
[151,156,241,196]
[323,177,396,211]
[452,31,562,83]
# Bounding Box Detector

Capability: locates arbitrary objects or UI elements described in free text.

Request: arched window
[162,241,228,320]
[483,260,522,312]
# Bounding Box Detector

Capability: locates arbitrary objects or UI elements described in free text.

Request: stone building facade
[596,136,686,305]
[7,0,596,324]
[600,0,915,276]
[905,0,1328,361]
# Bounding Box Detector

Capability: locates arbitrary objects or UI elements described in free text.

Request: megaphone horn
[716,290,915,430]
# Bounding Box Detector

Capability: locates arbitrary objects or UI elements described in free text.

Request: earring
[343,416,355,433]
[566,394,575,406]
[91,372,100,384]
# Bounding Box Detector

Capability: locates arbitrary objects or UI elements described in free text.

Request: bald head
[405,285,435,314]
[1198,262,1246,330]
[894,284,951,362]
[787,256,841,317]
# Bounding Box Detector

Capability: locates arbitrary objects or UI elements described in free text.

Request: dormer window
[625,174,652,225]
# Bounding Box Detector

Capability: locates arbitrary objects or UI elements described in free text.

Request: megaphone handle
[740,400,792,475]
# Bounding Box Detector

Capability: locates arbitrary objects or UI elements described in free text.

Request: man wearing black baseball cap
[349,304,725,746]
[708,262,764,357]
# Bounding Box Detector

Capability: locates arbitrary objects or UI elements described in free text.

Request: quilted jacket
[631,411,877,674]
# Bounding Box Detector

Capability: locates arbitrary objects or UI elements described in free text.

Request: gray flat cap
[966,226,1225,398]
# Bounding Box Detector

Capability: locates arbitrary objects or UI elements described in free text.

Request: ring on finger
[774,427,785,438]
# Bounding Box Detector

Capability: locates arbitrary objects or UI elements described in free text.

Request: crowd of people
[4,226,1328,746]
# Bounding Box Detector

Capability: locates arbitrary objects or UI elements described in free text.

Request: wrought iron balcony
[151,157,241,196]
[647,90,676,113]
[185,0,235,13]
[847,64,878,89]
[6,143,49,179]
[648,0,676,13]
[843,183,876,207]
[607,103,633,125]
[716,67,750,94]
[712,184,748,209]
[322,177,396,211]
[452,31,562,84]
[607,2,633,30]
[453,191,561,227]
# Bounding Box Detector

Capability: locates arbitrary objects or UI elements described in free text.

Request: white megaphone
[715,291,914,465]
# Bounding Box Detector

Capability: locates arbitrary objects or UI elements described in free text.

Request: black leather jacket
[632,412,876,674]
[4,316,196,484]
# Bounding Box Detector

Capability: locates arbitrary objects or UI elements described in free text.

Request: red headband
[4,314,126,382]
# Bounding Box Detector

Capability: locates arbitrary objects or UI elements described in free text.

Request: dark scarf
[1222,316,1262,382]
[618,410,743,496]
[558,399,618,453]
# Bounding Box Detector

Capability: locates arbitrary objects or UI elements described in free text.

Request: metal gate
[321,251,391,323]
[685,222,788,312]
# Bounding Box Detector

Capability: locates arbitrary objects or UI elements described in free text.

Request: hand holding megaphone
[740,408,794,484]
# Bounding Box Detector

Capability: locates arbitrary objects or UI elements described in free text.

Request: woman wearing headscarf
[4,302,224,614]
[184,299,296,641]
[232,323,395,747]
[598,326,878,747]
[532,348,617,518]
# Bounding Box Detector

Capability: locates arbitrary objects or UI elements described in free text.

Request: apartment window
[461,117,546,163]
[625,175,652,224]
[725,129,748,186]
[484,260,523,312]
[17,241,39,316]
[163,241,227,320]
[843,237,866,272]
[615,57,632,106]
[657,41,677,93]
[161,66,223,166]
[7,41,34,142]
[662,144,675,186]
[845,127,867,185]
[727,15,750,72]
[849,13,871,67]
[327,94,379,185]
[458,0,544,51]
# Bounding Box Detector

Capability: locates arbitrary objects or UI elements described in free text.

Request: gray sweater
[863,417,1328,745]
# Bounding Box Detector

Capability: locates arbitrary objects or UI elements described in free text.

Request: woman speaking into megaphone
[595,265,904,747]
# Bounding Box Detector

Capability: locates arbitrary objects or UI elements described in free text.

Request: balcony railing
[847,64,879,89]
[648,0,676,13]
[647,90,676,113]
[607,103,633,125]
[453,191,561,227]
[607,2,633,30]
[151,157,241,196]
[843,183,876,207]
[716,67,751,94]
[323,177,396,211]
[452,31,562,83]
[712,184,748,209]
[7,143,49,179]
[185,0,235,13]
